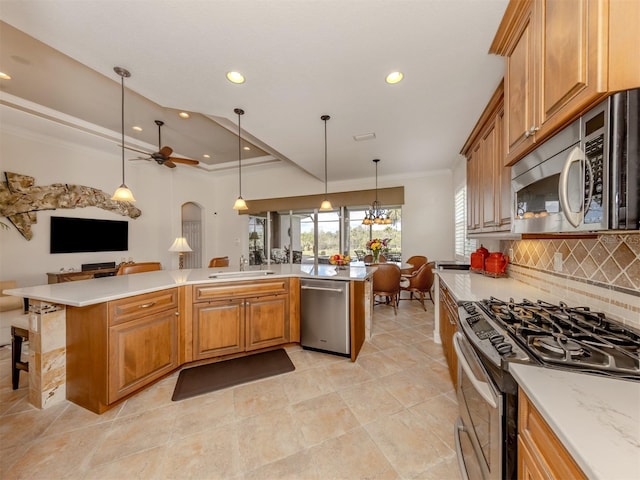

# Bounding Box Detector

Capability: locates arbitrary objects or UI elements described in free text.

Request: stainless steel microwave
[511,89,639,233]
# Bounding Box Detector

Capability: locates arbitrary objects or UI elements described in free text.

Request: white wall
[1,111,457,287]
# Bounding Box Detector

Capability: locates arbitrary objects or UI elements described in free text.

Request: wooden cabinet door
[108,309,178,403]
[466,143,482,231]
[496,107,512,228]
[504,0,537,163]
[538,0,605,132]
[245,294,289,351]
[439,284,458,387]
[481,117,499,229]
[193,299,245,359]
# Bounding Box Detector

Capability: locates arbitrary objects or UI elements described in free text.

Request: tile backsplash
[504,233,639,296]
[501,232,640,328]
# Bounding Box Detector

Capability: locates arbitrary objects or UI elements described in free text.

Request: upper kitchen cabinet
[462,81,510,233]
[491,0,640,166]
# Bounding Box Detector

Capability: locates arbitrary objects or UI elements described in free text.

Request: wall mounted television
[50,216,129,253]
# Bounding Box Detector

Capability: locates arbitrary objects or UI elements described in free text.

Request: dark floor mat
[171,349,295,401]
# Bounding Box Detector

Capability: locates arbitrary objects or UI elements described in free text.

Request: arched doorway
[181,202,203,268]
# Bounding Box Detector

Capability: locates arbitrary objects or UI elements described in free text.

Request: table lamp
[168,237,192,269]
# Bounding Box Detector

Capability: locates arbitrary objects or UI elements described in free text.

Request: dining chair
[372,263,401,315]
[404,255,428,275]
[399,262,435,311]
[364,254,386,263]
[208,256,230,267]
[116,262,162,275]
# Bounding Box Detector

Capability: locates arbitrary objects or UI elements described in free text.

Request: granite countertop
[510,364,640,480]
[436,270,640,480]
[3,264,374,307]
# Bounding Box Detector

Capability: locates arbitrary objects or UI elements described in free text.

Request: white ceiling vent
[353,132,376,142]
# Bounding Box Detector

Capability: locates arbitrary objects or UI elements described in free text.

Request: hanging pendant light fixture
[111,66,136,202]
[233,108,248,211]
[319,114,333,211]
[362,159,392,225]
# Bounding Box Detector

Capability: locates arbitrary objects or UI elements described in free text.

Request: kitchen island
[4,264,374,413]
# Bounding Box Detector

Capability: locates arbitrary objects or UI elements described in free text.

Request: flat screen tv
[50,216,128,253]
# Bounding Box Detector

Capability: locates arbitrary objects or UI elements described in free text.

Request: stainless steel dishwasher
[300,278,350,357]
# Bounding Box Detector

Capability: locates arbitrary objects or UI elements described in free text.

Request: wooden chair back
[364,254,386,263]
[116,262,162,275]
[400,262,435,310]
[405,255,428,273]
[372,263,401,314]
[208,256,230,267]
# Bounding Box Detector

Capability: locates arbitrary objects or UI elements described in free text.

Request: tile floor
[0,299,462,480]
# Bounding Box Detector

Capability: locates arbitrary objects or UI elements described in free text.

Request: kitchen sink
[208,270,275,279]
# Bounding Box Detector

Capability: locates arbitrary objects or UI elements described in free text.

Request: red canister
[470,244,489,271]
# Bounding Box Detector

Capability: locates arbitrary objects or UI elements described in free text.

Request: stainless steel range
[453,297,640,480]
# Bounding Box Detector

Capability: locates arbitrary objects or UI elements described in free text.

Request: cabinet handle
[524,125,539,138]
[139,302,156,309]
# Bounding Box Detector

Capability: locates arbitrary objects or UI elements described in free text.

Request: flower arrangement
[329,254,351,266]
[366,238,389,263]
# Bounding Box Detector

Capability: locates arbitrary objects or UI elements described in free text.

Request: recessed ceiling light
[203,154,210,159]
[353,132,376,142]
[178,112,190,119]
[243,146,250,151]
[0,72,11,80]
[385,71,404,84]
[226,71,245,84]
[132,126,143,132]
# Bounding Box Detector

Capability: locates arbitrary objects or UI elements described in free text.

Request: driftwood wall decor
[0,172,142,240]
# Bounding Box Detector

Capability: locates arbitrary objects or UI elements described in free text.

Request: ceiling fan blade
[164,160,177,168]
[122,145,152,155]
[170,157,200,166]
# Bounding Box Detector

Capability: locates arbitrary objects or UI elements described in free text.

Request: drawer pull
[139,302,157,309]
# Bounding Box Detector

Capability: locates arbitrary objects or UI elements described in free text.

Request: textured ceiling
[0,0,508,180]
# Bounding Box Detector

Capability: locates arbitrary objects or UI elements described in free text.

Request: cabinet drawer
[109,288,178,326]
[193,279,288,302]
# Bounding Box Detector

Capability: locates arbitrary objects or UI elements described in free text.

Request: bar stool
[11,325,29,390]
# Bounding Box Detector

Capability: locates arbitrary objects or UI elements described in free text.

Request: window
[455,187,476,260]
[251,206,402,264]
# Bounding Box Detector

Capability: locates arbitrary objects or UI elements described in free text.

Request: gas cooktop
[460,297,640,381]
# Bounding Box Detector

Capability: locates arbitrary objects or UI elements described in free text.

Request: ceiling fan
[127,120,199,168]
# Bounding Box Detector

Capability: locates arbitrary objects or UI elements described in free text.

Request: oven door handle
[453,332,497,409]
[559,146,592,228]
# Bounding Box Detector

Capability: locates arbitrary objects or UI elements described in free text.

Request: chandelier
[362,159,392,225]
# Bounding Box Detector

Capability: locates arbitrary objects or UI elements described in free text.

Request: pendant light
[111,66,136,202]
[362,159,391,225]
[319,114,333,211]
[233,108,248,211]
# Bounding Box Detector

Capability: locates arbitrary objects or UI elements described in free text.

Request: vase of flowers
[366,238,388,263]
[329,254,351,269]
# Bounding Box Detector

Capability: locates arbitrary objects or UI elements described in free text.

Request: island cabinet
[439,281,459,387]
[462,81,511,233]
[66,288,180,413]
[491,0,640,166]
[191,278,293,361]
[518,388,587,479]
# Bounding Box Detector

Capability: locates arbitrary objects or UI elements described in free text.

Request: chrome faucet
[240,254,246,271]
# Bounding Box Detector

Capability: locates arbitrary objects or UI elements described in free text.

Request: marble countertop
[510,364,640,480]
[436,270,640,480]
[436,269,561,304]
[4,264,374,307]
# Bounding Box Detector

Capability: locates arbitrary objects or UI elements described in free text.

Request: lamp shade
[168,237,193,252]
[249,231,260,240]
